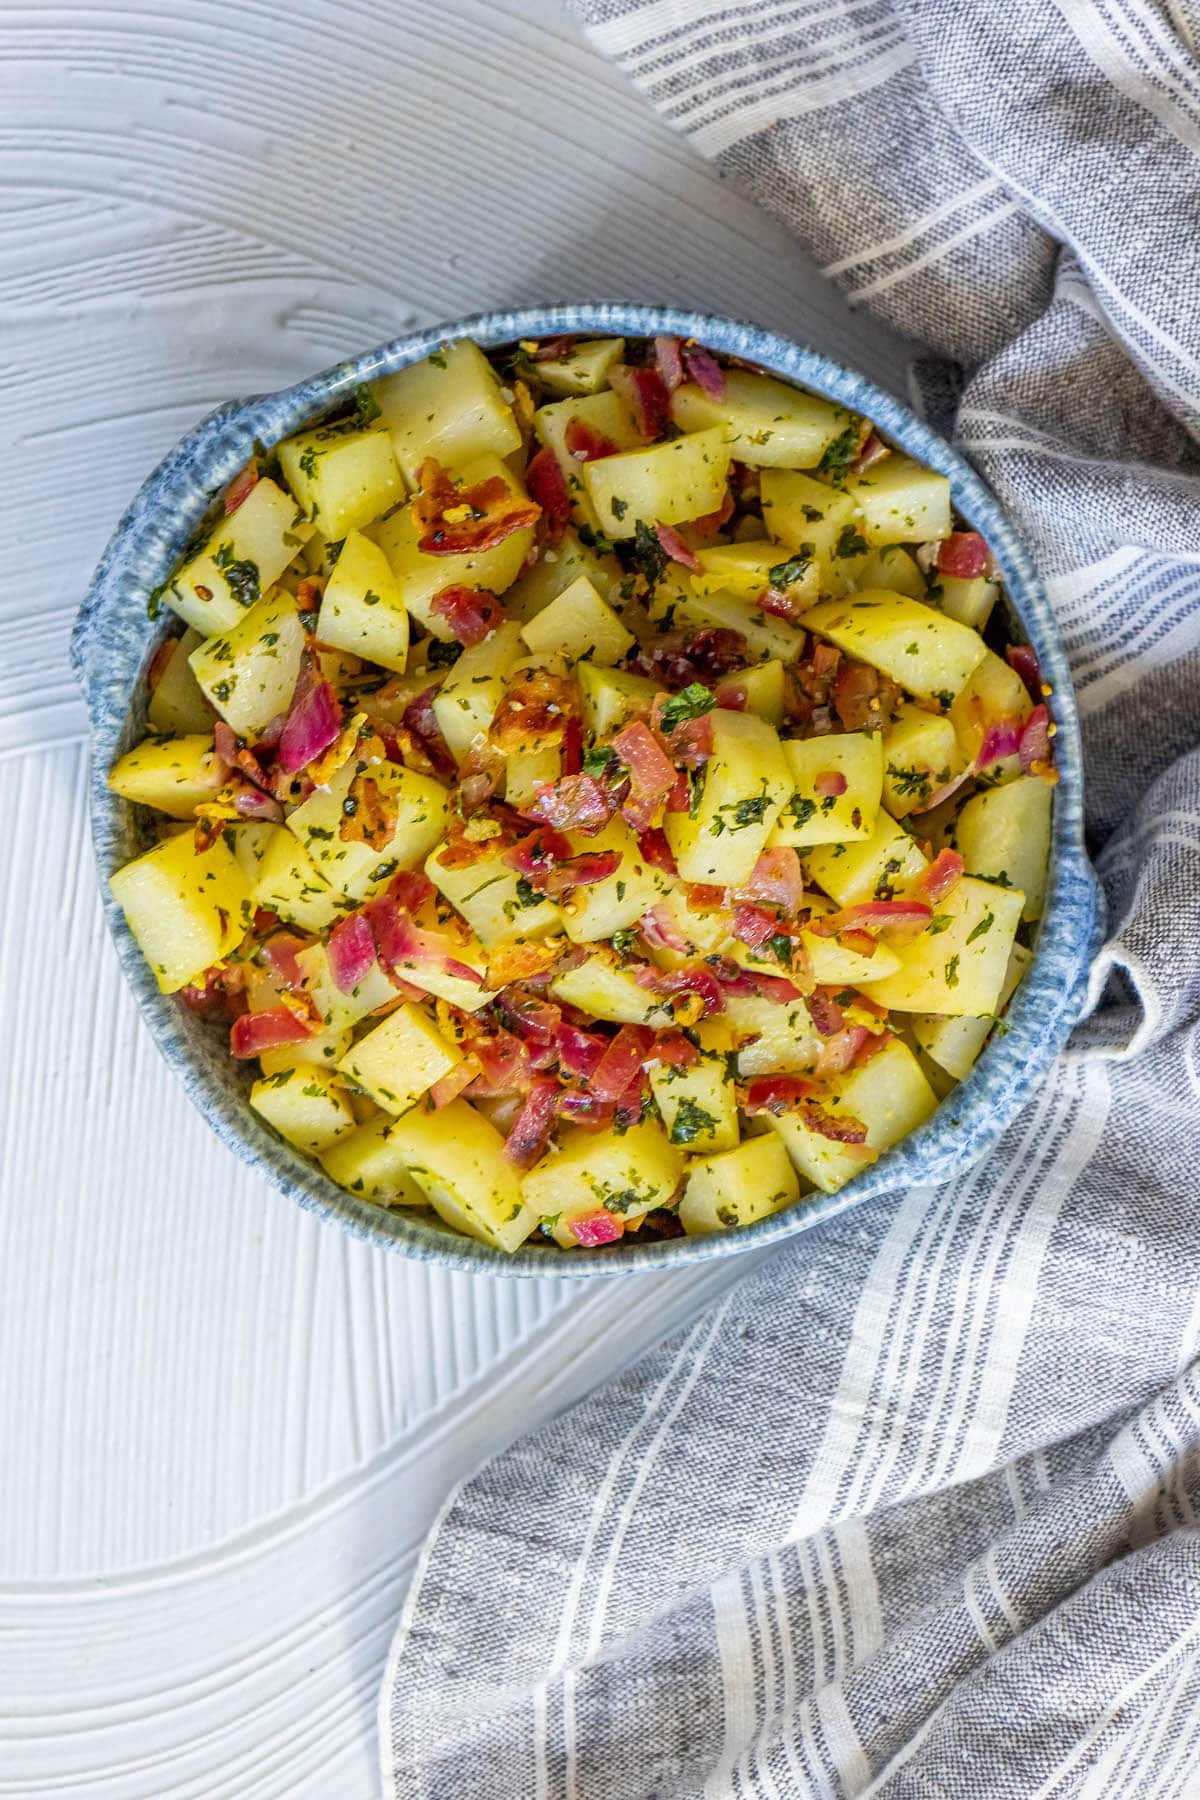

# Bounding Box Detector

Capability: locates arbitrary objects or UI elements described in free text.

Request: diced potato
[250,1066,355,1155]
[582,428,731,535]
[108,733,224,821]
[522,1118,684,1247]
[805,811,928,907]
[679,1133,800,1234]
[938,574,997,632]
[758,469,870,596]
[286,756,449,902]
[724,991,820,1078]
[258,1022,351,1077]
[767,1037,938,1192]
[371,340,522,487]
[232,822,346,933]
[550,951,673,1025]
[664,711,792,886]
[337,1003,461,1115]
[384,926,491,1014]
[796,893,902,985]
[769,732,883,848]
[372,455,535,636]
[650,581,807,665]
[648,1048,739,1152]
[503,743,562,809]
[430,619,525,762]
[279,423,403,540]
[503,528,624,622]
[166,477,312,636]
[578,663,661,737]
[854,545,925,600]
[109,831,251,993]
[860,875,1025,1015]
[955,777,1051,921]
[691,541,819,608]
[426,841,562,947]
[147,630,216,734]
[560,818,671,942]
[532,337,625,396]
[670,371,849,469]
[845,456,952,545]
[295,941,400,1033]
[534,390,644,531]
[802,592,986,705]
[912,943,1032,1081]
[385,1098,539,1253]
[189,588,306,737]
[950,649,1033,778]
[881,704,964,818]
[728,659,786,725]
[316,531,409,673]
[320,1114,427,1206]
[518,575,634,666]
[644,882,732,967]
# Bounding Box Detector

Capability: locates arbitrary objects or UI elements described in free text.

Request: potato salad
[108,332,1056,1252]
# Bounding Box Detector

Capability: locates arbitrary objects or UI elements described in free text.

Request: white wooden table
[1,4,910,1791]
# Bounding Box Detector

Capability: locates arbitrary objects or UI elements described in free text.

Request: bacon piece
[638,827,679,875]
[569,1210,624,1247]
[564,417,617,461]
[339,772,398,851]
[806,988,846,1038]
[849,432,889,477]
[260,932,309,991]
[525,447,572,538]
[686,883,726,912]
[742,1075,812,1115]
[938,531,989,579]
[737,847,803,914]
[733,904,777,951]
[640,903,688,954]
[654,521,701,572]
[327,912,376,993]
[414,458,540,555]
[682,344,725,398]
[365,900,478,991]
[530,772,615,836]
[634,961,726,1018]
[469,1029,533,1096]
[833,661,884,733]
[977,718,1024,769]
[233,785,284,821]
[561,714,583,776]
[610,363,671,439]
[814,1024,871,1079]
[757,585,805,622]
[223,460,260,515]
[536,850,621,899]
[650,1030,698,1068]
[715,680,746,711]
[613,1067,650,1130]
[504,825,573,880]
[430,585,504,647]
[837,928,878,958]
[1006,644,1043,701]
[388,868,436,914]
[503,1077,559,1169]
[495,987,561,1053]
[590,1025,654,1103]
[691,489,735,539]
[556,1090,616,1130]
[489,666,579,754]
[230,1006,312,1059]
[613,719,678,832]
[654,336,684,392]
[485,938,570,990]
[213,720,238,770]
[1018,703,1053,774]
[178,964,246,1021]
[278,678,341,774]
[556,1022,609,1078]
[807,900,933,939]
[916,848,965,904]
[665,771,690,814]
[814,769,848,798]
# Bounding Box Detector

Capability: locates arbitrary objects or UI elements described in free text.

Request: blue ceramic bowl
[74,304,1102,1277]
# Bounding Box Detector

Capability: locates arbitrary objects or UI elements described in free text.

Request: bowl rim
[75,301,1102,1278]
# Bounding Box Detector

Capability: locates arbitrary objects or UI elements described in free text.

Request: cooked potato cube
[648,1047,739,1152]
[532,337,625,396]
[938,574,998,632]
[860,875,1025,1014]
[670,371,849,468]
[664,711,792,886]
[337,1003,461,1115]
[250,1066,355,1155]
[758,470,869,596]
[518,575,634,666]
[578,662,661,737]
[294,941,400,1033]
[724,992,820,1077]
[881,704,964,818]
[373,454,535,636]
[503,743,562,810]
[766,1037,938,1192]
[504,528,623,622]
[320,1115,427,1206]
[651,580,807,665]
[189,588,306,738]
[522,1118,684,1247]
[147,630,216,734]
[769,732,883,848]
[912,943,1032,1079]
[845,456,952,544]
[109,831,251,993]
[796,894,902,985]
[854,545,925,599]
[802,592,986,704]
[955,777,1051,921]
[691,541,819,608]
[258,1022,351,1078]
[534,389,644,530]
[426,841,562,947]
[550,950,673,1025]
[559,818,671,942]
[316,531,409,673]
[108,732,224,820]
[582,428,731,535]
[950,649,1034,778]
[372,339,522,487]
[805,811,928,907]
[232,822,346,933]
[286,756,449,901]
[384,1097,539,1253]
[642,882,731,966]
[679,1133,801,1234]
[727,659,786,724]
[166,477,311,637]
[279,422,403,540]
[430,620,525,762]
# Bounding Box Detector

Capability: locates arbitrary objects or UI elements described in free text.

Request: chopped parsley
[669,1098,720,1145]
[965,909,995,944]
[659,683,716,733]
[834,523,869,559]
[944,954,960,989]
[767,548,814,589]
[784,794,816,827]
[352,384,381,425]
[582,744,616,779]
[817,422,863,485]
[213,542,260,606]
[630,519,668,590]
[889,765,932,799]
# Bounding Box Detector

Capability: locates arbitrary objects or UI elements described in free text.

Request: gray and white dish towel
[382,3,1200,1793]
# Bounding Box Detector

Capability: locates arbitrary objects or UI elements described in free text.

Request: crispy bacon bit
[814,769,848,798]
[635,626,748,693]
[590,1025,654,1103]
[757,585,805,622]
[833,661,886,733]
[738,847,804,914]
[849,432,889,477]
[654,521,701,572]
[733,904,777,950]
[503,1077,559,1169]
[683,343,725,398]
[654,336,684,392]
[414,457,540,555]
[494,987,561,1053]
[260,932,309,991]
[837,928,878,958]
[530,772,615,836]
[1006,644,1043,702]
[638,827,679,874]
[1018,703,1054,775]
[233,786,284,821]
[570,1210,624,1247]
[532,335,576,362]
[665,771,691,814]
[917,848,965,904]
[814,1024,871,1078]
[806,988,846,1038]
[650,1030,698,1068]
[213,720,237,770]
[640,903,687,954]
[525,447,572,539]
[178,964,246,1021]
[430,585,504,646]
[938,531,989,580]
[691,489,736,540]
[634,961,726,1018]
[489,666,579,754]
[808,900,933,939]
[801,1102,869,1142]
[483,937,568,990]
[613,719,678,832]
[230,1006,312,1059]
[223,459,260,515]
[564,417,617,461]
[469,1028,533,1096]
[715,680,747,711]
[278,678,341,775]
[328,912,376,993]
[610,363,671,439]
[977,718,1024,769]
[742,1075,812,1115]
[561,714,583,777]
[337,772,397,850]
[389,869,436,915]
[686,883,726,913]
[504,825,573,880]
[556,1022,608,1078]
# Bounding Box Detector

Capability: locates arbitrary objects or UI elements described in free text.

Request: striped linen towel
[381,3,1200,1793]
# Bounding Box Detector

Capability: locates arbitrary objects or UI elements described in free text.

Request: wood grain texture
[0,0,911,1791]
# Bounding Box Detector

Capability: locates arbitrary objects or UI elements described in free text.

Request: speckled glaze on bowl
[74,304,1103,1277]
